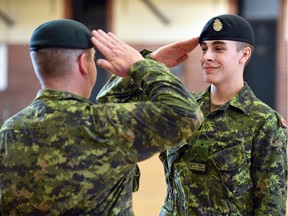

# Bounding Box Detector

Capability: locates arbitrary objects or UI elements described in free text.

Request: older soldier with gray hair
[0,19,203,215]
[97,14,287,215]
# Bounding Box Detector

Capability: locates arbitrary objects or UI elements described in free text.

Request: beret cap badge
[213,19,223,31]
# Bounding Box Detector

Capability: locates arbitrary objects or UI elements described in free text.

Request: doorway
[239,0,279,109]
[72,0,109,102]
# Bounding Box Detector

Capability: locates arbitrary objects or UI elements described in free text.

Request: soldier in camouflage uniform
[0,20,203,215]
[97,14,288,215]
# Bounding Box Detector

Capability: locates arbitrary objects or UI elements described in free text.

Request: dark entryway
[239,0,279,109]
[72,0,109,102]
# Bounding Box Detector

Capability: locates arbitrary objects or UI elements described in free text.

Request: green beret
[30,19,93,51]
[199,14,254,46]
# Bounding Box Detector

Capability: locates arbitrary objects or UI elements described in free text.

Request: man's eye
[201,47,208,52]
[215,47,224,51]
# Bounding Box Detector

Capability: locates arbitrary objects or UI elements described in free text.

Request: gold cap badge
[213,19,223,31]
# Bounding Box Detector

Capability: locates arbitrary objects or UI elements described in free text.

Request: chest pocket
[211,144,253,196]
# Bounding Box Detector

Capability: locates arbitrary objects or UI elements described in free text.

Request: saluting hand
[151,37,199,67]
[91,30,144,77]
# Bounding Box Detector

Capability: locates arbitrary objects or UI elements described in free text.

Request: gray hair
[30,48,86,82]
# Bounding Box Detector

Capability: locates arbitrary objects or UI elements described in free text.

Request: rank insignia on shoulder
[190,162,206,172]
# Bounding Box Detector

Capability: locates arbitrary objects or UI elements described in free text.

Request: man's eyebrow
[200,41,227,46]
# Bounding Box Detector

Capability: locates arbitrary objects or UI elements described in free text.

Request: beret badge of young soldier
[213,19,223,31]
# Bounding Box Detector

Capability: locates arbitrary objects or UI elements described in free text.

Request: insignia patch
[190,162,206,172]
[213,19,223,32]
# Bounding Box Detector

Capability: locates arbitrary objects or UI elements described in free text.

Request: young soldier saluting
[97,14,287,215]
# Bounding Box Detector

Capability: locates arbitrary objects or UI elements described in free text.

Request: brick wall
[183,47,209,92]
[0,45,40,122]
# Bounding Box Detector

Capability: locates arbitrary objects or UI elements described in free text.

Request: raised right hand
[151,37,199,67]
[91,30,144,77]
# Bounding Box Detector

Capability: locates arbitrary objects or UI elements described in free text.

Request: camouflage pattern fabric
[0,59,203,215]
[98,74,287,215]
[159,83,287,215]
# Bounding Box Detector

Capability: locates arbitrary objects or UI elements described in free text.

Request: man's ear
[240,47,252,64]
[79,52,88,75]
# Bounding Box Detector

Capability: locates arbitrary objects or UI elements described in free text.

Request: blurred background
[0,0,287,215]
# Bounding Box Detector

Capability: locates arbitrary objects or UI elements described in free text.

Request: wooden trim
[63,0,72,19]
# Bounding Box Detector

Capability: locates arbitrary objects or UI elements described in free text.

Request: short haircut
[236,41,254,67]
[30,48,86,81]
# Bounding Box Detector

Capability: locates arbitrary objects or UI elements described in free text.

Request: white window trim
[0,43,8,91]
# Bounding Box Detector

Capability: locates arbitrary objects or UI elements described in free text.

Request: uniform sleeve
[252,113,287,215]
[96,75,148,103]
[94,59,203,163]
[96,49,153,104]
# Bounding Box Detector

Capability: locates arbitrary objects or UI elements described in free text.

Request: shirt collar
[35,89,88,102]
[229,83,255,115]
[195,82,255,116]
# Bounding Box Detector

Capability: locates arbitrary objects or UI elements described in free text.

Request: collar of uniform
[194,90,211,117]
[195,82,255,116]
[229,82,255,116]
[35,89,88,102]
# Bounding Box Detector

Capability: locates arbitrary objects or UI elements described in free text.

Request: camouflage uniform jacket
[0,59,203,216]
[159,83,287,216]
[97,50,287,215]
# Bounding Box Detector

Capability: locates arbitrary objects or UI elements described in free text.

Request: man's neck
[210,81,244,105]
